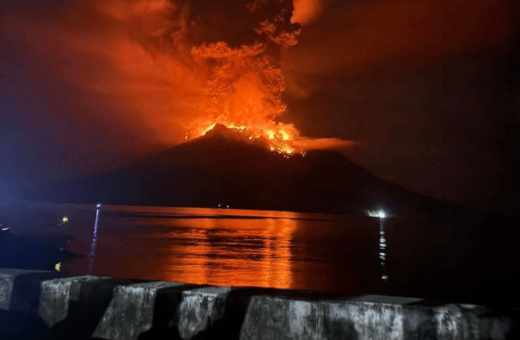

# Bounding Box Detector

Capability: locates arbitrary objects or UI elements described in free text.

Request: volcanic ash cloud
[2,0,354,153]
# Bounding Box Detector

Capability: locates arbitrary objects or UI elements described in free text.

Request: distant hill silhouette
[23,124,446,215]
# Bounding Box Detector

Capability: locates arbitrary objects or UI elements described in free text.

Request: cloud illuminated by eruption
[1,0,354,157]
[283,0,514,83]
[292,0,326,25]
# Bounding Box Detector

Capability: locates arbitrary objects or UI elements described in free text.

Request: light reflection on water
[379,218,388,282]
[87,205,100,275]
[8,202,520,304]
[58,205,381,293]
[162,216,297,288]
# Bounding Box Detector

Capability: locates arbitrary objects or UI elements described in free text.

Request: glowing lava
[187,121,299,156]
[184,118,356,158]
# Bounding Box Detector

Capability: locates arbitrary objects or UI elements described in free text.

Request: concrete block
[431,304,512,340]
[240,295,401,340]
[92,281,184,340]
[38,275,114,327]
[0,268,59,313]
[240,295,513,340]
[176,286,232,340]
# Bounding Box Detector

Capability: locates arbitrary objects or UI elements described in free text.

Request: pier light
[96,203,102,209]
[378,211,386,219]
[62,216,69,224]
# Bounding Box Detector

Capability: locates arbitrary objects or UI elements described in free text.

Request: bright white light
[96,203,102,209]
[1,227,8,231]
[378,211,386,219]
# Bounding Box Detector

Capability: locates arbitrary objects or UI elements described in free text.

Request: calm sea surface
[65,205,383,294]
[3,202,519,305]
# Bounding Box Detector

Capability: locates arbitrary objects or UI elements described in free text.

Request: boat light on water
[366,210,387,218]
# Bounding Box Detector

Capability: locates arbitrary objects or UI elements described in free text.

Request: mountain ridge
[23,125,446,215]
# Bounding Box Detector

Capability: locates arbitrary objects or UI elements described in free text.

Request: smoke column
[1,0,354,159]
[93,0,352,151]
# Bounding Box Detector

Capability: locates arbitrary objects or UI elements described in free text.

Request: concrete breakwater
[0,268,517,340]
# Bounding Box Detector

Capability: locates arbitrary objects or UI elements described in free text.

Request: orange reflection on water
[160,212,298,289]
[57,205,341,290]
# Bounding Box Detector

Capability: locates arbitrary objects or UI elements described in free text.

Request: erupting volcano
[1,0,354,155]
[134,0,351,155]
[20,0,440,215]
[177,0,303,155]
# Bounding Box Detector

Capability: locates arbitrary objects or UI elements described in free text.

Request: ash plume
[157,0,302,136]
[1,0,353,162]
[93,0,303,140]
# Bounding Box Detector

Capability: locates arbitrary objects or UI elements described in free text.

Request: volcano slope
[24,124,444,216]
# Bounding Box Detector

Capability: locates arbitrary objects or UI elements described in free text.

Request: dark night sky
[282,0,520,209]
[1,0,519,211]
